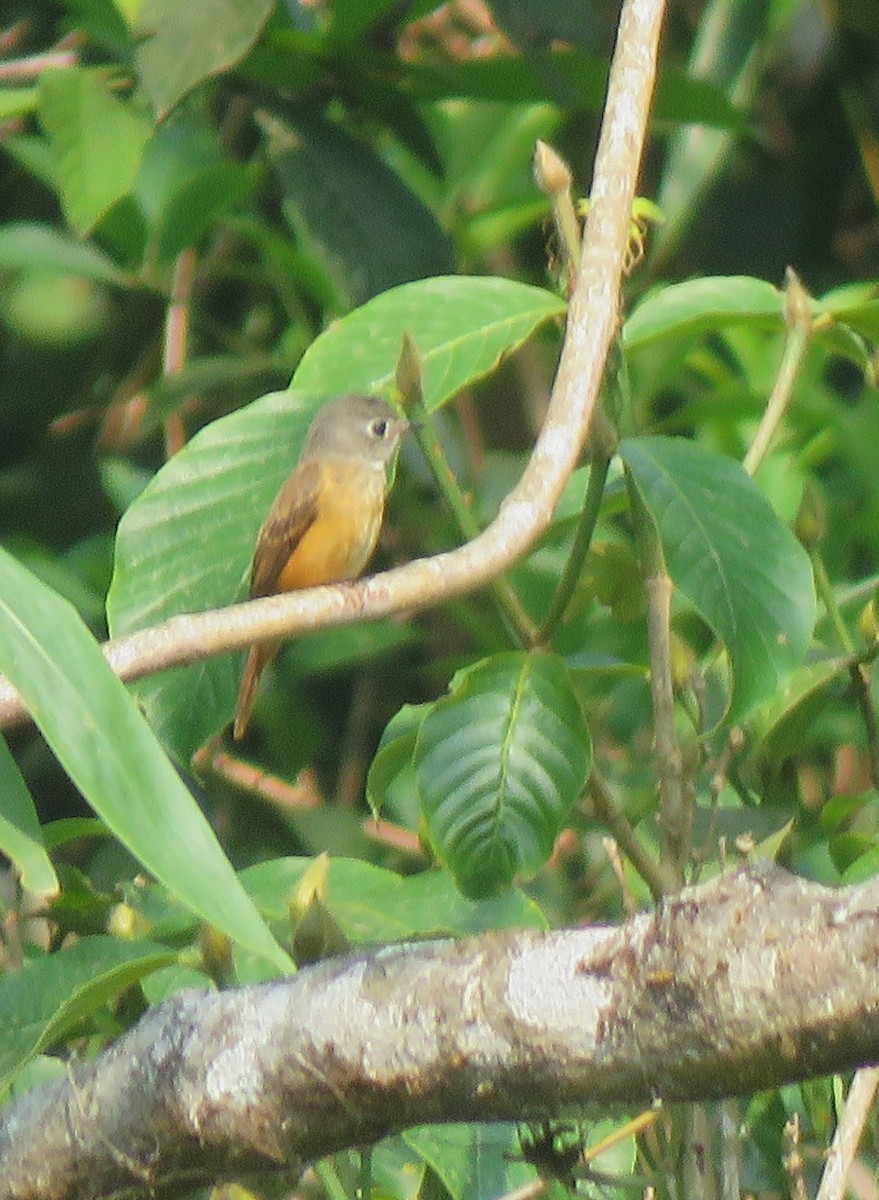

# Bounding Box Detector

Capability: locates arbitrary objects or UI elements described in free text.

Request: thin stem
[534,416,615,645]
[162,248,197,458]
[742,268,813,476]
[397,335,538,646]
[533,140,582,291]
[588,772,669,900]
[628,474,690,886]
[812,548,879,791]
[815,1067,879,1200]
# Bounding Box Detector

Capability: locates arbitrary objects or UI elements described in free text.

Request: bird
[233,393,409,740]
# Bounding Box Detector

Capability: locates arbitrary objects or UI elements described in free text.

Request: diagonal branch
[0,0,666,729]
[3,865,879,1200]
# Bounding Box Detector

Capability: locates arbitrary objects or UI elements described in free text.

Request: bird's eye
[370,418,389,438]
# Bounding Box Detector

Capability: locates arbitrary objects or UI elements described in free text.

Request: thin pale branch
[815,1067,879,1200]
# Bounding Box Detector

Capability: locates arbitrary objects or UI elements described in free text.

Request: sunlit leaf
[240,856,546,942]
[135,0,273,117]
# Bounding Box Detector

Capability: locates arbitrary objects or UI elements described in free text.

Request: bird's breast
[275,460,387,592]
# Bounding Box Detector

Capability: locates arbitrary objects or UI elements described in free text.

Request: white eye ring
[370,418,389,438]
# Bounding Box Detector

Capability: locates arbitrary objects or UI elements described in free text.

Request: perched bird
[233,393,409,740]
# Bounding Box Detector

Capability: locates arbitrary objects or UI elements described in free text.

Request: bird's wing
[249,459,322,598]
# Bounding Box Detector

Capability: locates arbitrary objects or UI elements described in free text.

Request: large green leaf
[240,856,546,942]
[263,110,454,308]
[0,737,58,898]
[0,936,176,1092]
[294,275,564,407]
[135,0,273,118]
[415,653,592,899]
[0,548,290,972]
[619,436,816,723]
[38,67,152,235]
[405,1124,526,1200]
[107,277,563,758]
[623,276,783,351]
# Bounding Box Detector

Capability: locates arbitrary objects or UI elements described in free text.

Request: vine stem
[627,475,689,887]
[742,268,813,477]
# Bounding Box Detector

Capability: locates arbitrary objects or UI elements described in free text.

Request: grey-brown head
[301,394,409,468]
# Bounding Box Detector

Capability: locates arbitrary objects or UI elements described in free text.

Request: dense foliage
[2,0,879,1196]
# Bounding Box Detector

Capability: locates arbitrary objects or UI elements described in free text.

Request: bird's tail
[233,640,280,740]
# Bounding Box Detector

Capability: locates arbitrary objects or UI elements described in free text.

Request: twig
[192,741,322,811]
[361,818,425,859]
[627,478,690,886]
[0,48,79,80]
[162,248,197,458]
[588,771,669,900]
[742,268,813,477]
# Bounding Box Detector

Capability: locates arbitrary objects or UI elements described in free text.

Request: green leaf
[295,275,565,408]
[415,652,592,899]
[260,109,454,308]
[0,737,58,898]
[410,53,746,130]
[0,224,125,283]
[623,276,783,352]
[0,548,290,972]
[366,703,429,818]
[404,1124,525,1200]
[135,0,273,118]
[326,0,404,43]
[240,857,546,942]
[154,161,257,262]
[650,0,785,267]
[38,67,152,235]
[286,620,420,678]
[746,656,846,764]
[144,353,287,426]
[620,436,816,723]
[0,87,39,120]
[0,937,177,1091]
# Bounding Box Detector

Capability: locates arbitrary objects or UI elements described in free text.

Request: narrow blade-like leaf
[0,548,291,972]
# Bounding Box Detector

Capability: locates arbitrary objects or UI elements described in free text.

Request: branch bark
[0,0,666,729]
[3,865,879,1200]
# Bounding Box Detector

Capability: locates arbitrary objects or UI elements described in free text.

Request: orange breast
[275,461,386,592]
